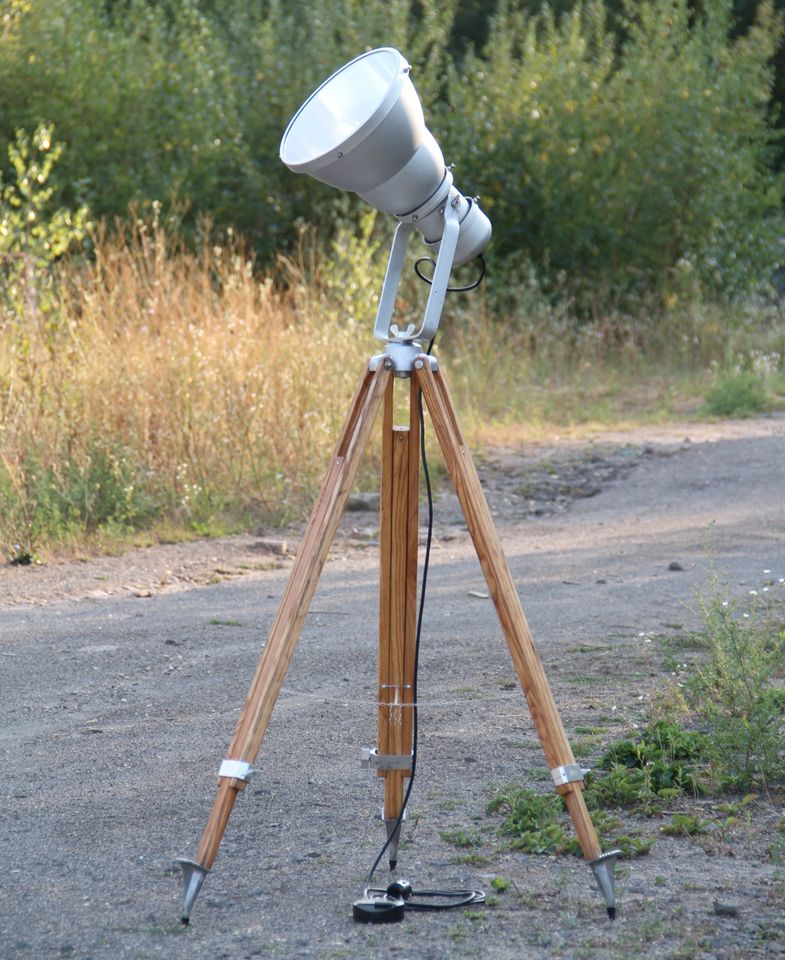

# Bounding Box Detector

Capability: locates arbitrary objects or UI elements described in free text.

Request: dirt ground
[1,414,784,959]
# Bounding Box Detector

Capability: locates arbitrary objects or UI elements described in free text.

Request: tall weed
[682,576,785,789]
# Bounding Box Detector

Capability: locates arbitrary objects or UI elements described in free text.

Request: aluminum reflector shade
[280,48,490,266]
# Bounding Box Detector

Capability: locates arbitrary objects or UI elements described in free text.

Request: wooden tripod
[176,354,618,923]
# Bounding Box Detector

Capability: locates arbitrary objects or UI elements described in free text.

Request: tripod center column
[376,377,420,825]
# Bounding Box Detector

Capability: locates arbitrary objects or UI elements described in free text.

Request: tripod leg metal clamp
[361,748,412,772]
[218,759,255,782]
[550,763,588,787]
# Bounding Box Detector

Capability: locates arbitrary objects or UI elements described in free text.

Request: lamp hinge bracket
[361,748,413,771]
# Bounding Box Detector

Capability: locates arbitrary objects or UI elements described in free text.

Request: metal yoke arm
[373,200,461,349]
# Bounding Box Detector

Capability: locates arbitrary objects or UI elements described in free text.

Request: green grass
[662,813,710,836]
[703,369,769,416]
[452,853,494,866]
[439,828,484,849]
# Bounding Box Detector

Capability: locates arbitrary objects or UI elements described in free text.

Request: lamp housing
[280,48,490,267]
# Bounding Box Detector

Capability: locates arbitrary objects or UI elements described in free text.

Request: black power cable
[368,880,485,912]
[413,253,486,292]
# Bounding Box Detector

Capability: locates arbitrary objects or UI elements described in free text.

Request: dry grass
[2,220,781,559]
[0,222,376,556]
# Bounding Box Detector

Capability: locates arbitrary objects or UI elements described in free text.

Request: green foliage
[487,784,654,856]
[587,719,707,815]
[568,808,655,857]
[438,828,483,848]
[487,787,569,853]
[597,719,707,792]
[0,0,453,260]
[0,124,90,321]
[684,577,785,789]
[0,441,160,563]
[439,0,784,301]
[320,209,388,329]
[661,813,711,835]
[1,0,782,301]
[704,368,769,415]
[483,574,785,864]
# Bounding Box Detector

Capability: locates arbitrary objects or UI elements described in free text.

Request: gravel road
[1,415,784,959]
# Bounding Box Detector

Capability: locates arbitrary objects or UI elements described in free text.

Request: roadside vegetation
[446,574,785,863]
[2,0,785,560]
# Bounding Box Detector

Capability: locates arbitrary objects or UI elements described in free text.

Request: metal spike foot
[383,814,404,871]
[175,857,210,925]
[588,849,621,919]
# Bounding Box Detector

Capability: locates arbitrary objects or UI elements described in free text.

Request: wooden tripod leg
[415,362,601,862]
[376,379,418,857]
[191,362,391,876]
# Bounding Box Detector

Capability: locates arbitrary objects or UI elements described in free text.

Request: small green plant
[487,787,569,854]
[586,719,708,813]
[490,877,510,893]
[452,853,493,867]
[608,834,655,858]
[565,808,654,858]
[0,124,90,323]
[704,369,768,417]
[487,785,653,857]
[465,911,487,924]
[439,828,483,849]
[571,736,603,758]
[682,577,785,790]
[662,813,710,836]
[716,793,757,822]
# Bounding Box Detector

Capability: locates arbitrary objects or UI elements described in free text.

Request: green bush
[0,441,161,563]
[438,0,784,301]
[704,368,769,415]
[0,0,452,260]
[1,1,781,301]
[0,124,90,322]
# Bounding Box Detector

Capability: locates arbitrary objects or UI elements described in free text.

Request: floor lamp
[176,47,619,926]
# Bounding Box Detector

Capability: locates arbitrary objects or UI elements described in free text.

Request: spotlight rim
[279,46,409,175]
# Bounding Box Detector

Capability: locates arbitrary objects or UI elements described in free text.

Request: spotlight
[280,47,491,357]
